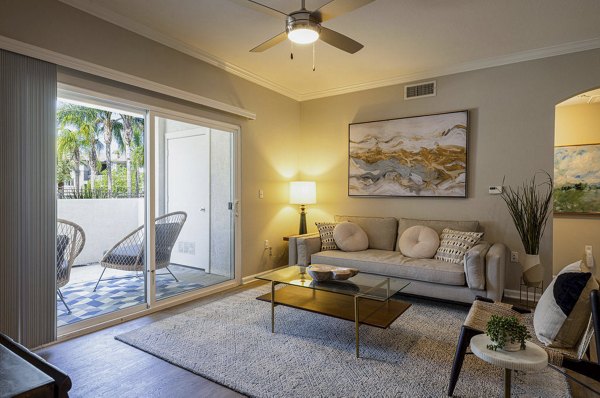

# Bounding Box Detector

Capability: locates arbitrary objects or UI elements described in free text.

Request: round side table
[470,334,548,398]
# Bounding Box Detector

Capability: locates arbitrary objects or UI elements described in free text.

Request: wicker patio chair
[93,211,187,291]
[57,219,86,314]
[447,290,600,396]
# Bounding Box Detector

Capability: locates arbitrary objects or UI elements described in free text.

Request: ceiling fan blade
[250,32,287,52]
[242,0,288,18]
[312,0,375,22]
[319,27,363,54]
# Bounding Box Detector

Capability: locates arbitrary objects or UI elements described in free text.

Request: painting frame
[347,110,470,199]
[554,142,600,216]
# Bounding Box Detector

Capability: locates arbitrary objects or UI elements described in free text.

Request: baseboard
[242,265,288,285]
[504,288,542,301]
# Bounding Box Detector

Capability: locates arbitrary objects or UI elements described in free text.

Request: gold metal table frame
[257,267,411,358]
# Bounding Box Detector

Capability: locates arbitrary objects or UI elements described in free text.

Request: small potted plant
[485,315,531,351]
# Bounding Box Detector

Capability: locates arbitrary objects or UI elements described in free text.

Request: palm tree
[57,104,102,192]
[83,124,103,193]
[131,129,144,196]
[56,127,83,191]
[97,111,123,197]
[120,115,144,197]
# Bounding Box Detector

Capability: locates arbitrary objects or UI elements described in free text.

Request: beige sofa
[288,216,506,303]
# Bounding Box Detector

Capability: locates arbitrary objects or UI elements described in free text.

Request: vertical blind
[0,49,57,347]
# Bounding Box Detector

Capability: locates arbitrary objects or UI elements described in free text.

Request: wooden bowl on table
[307,264,359,282]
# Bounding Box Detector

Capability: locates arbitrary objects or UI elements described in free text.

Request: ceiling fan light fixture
[286,11,321,45]
[287,27,320,44]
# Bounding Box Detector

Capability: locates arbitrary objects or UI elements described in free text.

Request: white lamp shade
[287,28,319,44]
[289,181,316,205]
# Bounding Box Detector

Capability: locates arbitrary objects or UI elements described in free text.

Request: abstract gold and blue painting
[554,144,600,214]
[348,111,468,197]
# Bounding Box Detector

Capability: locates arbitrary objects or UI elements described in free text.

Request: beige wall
[299,51,600,290]
[0,0,300,277]
[554,103,600,277]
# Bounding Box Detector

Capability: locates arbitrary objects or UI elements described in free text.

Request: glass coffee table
[256,265,411,358]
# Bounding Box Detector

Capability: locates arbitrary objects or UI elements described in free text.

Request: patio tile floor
[57,264,230,327]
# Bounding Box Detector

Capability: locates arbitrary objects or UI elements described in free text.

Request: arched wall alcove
[553,87,600,281]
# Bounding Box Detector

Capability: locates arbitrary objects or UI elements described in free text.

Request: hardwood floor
[37,284,253,398]
[36,284,598,397]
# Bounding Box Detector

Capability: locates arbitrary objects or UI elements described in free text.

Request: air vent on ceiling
[404,81,436,100]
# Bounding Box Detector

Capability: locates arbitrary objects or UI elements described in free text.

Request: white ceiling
[61,0,600,101]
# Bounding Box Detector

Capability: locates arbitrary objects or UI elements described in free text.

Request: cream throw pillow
[398,225,440,258]
[333,222,369,252]
[434,228,483,264]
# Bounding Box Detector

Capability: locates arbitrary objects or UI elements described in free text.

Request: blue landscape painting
[554,144,600,214]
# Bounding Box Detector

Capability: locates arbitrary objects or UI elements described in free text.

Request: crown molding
[59,0,301,101]
[56,1,600,102]
[0,35,256,119]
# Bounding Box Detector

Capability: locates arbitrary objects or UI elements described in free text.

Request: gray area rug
[116,285,568,397]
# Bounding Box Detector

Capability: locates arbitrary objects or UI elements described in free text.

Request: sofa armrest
[485,242,507,301]
[464,242,491,290]
[288,233,320,266]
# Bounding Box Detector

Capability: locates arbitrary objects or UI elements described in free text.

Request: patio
[57,263,230,327]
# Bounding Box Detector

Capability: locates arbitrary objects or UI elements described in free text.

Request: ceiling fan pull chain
[290,41,294,60]
[312,43,316,71]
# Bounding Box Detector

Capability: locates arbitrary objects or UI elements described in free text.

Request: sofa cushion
[334,215,398,251]
[311,249,466,286]
[435,228,484,264]
[533,261,599,348]
[396,218,479,252]
[315,222,338,251]
[464,242,491,289]
[296,234,322,267]
[333,222,369,252]
[398,225,439,258]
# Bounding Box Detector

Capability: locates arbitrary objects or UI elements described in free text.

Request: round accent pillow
[399,225,440,258]
[333,222,368,252]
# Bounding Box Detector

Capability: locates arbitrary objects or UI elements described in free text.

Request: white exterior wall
[57,198,144,265]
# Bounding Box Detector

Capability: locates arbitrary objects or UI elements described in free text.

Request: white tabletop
[470,334,548,372]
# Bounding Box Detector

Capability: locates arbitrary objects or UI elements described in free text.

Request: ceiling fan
[247,0,375,54]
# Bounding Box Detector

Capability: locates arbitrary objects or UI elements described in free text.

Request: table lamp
[289,181,316,235]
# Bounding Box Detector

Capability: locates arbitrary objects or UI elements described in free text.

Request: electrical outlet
[510,251,519,263]
[585,245,594,269]
[258,189,264,199]
[264,239,270,249]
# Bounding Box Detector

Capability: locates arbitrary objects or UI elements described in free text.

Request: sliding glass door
[56,93,148,328]
[56,88,239,334]
[153,115,235,300]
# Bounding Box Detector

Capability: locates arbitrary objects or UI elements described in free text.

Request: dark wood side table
[0,333,71,397]
[0,345,54,397]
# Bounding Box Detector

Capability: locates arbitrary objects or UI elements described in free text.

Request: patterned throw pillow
[533,261,599,348]
[315,222,338,251]
[434,228,483,264]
